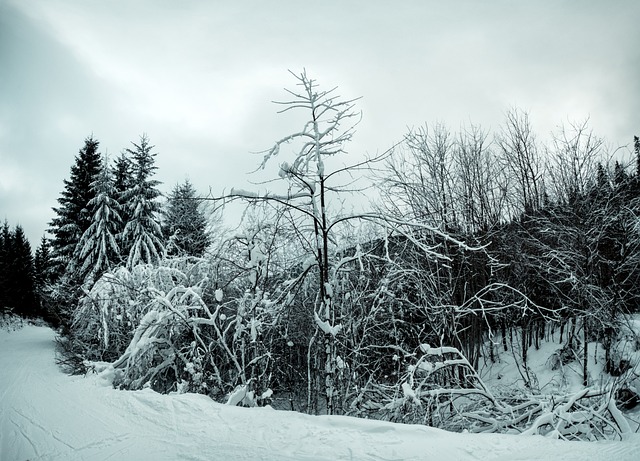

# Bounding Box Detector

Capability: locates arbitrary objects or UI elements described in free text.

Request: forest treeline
[1,134,208,323]
[2,71,639,438]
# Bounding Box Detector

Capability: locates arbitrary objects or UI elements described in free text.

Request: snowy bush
[0,312,25,331]
[71,265,155,361]
[352,345,498,429]
[348,343,633,441]
[72,258,215,359]
[68,253,278,399]
[111,287,211,392]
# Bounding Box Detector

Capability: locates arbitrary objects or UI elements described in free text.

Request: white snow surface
[2,325,640,461]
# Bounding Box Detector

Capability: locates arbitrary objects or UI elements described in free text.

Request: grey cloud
[2,0,640,247]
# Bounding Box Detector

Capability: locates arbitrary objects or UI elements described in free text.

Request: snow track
[2,325,639,460]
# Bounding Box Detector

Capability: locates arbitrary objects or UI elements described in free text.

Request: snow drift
[2,324,640,460]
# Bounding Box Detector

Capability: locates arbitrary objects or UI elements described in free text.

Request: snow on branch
[313,310,342,336]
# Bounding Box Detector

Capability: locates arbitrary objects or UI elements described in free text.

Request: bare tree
[454,123,508,233]
[546,118,604,204]
[496,108,544,215]
[210,70,393,414]
[381,123,456,227]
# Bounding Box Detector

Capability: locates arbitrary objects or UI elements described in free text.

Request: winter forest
[3,71,640,442]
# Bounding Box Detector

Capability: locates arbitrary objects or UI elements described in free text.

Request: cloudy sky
[1,0,639,246]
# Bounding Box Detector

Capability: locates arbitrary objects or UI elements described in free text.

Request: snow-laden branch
[314,310,342,337]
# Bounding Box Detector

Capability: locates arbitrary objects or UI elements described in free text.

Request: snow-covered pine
[49,135,103,280]
[71,156,122,286]
[121,134,165,267]
[163,180,211,258]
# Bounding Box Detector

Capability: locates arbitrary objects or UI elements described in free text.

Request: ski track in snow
[2,325,640,461]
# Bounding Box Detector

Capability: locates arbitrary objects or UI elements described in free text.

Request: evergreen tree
[0,224,38,317]
[9,225,38,317]
[0,221,10,312]
[163,180,210,257]
[33,235,54,318]
[34,236,53,288]
[635,135,640,178]
[112,152,135,258]
[596,163,610,190]
[122,134,165,267]
[49,136,103,279]
[72,157,122,285]
[613,161,629,189]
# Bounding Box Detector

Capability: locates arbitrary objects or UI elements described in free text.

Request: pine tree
[113,152,135,197]
[34,236,53,288]
[635,135,640,178]
[112,152,135,258]
[72,157,122,285]
[9,225,38,318]
[163,180,210,257]
[33,236,54,318]
[49,135,103,279]
[122,134,165,267]
[614,161,629,189]
[0,221,10,312]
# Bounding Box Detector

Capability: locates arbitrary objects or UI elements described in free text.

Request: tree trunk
[501,320,508,352]
[583,317,588,387]
[522,326,528,367]
[604,327,613,374]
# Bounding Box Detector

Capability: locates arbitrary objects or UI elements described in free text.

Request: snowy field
[2,325,640,461]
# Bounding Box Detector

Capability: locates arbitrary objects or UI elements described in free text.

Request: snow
[479,330,631,396]
[402,382,421,406]
[2,325,640,461]
[230,187,258,198]
[313,311,343,336]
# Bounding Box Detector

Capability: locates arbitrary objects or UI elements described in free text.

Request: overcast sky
[1,0,639,246]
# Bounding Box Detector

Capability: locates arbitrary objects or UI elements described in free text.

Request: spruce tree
[34,236,54,319]
[49,135,103,279]
[164,180,210,257]
[614,161,629,189]
[635,135,640,178]
[122,134,165,267]
[112,152,135,258]
[9,225,38,318]
[34,236,53,288]
[0,221,10,312]
[72,157,122,285]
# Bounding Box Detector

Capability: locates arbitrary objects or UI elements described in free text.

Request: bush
[0,312,25,331]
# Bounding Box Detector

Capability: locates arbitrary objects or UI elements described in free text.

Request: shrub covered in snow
[348,343,635,441]
[69,255,276,400]
[0,313,26,331]
[71,259,208,376]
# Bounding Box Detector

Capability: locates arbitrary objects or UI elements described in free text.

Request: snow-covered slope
[2,325,639,461]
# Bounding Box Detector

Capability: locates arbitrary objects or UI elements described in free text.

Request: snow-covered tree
[49,135,103,279]
[72,157,122,285]
[212,70,400,414]
[112,151,135,257]
[33,235,58,323]
[122,134,165,267]
[163,180,210,257]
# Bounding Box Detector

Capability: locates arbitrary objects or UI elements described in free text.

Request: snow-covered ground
[479,323,640,408]
[2,325,639,461]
